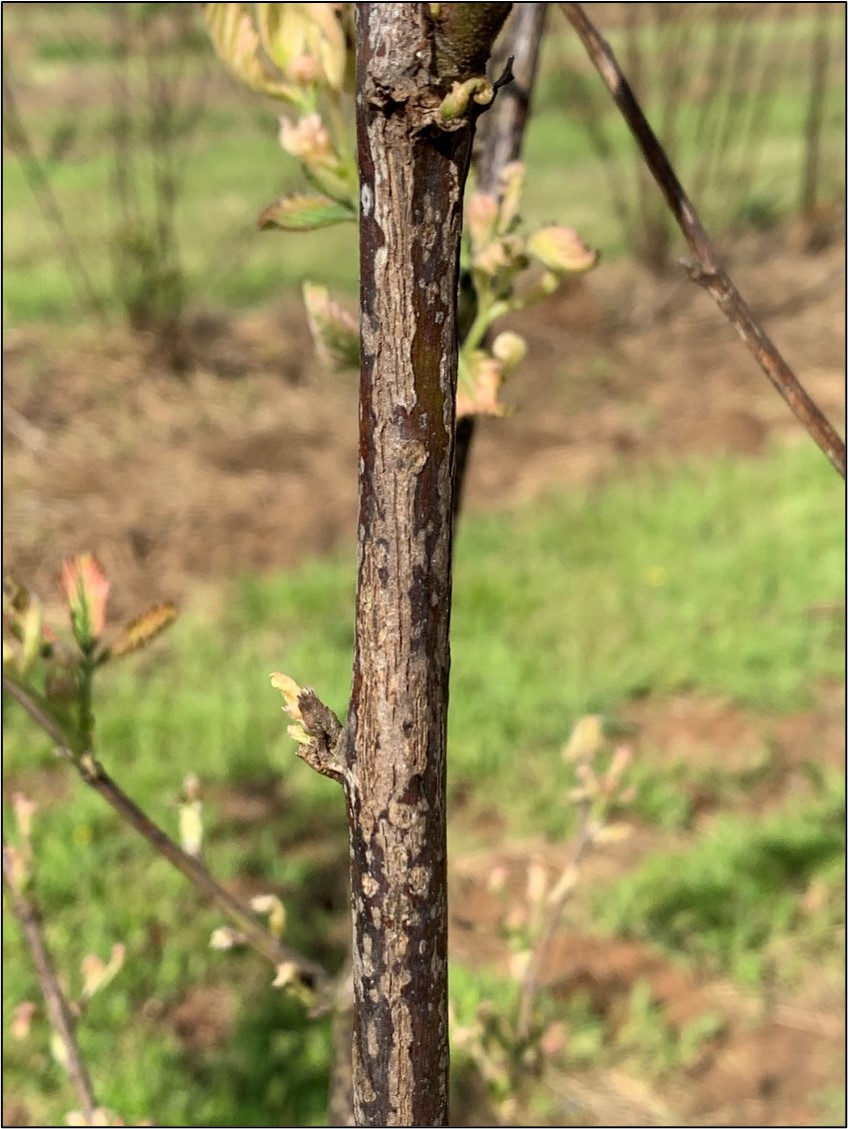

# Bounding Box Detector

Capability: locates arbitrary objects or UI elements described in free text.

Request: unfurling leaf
[11,1001,37,1040]
[203,3,298,101]
[562,715,605,762]
[496,162,526,234]
[270,672,304,719]
[508,950,532,983]
[271,961,315,1008]
[50,1029,71,1072]
[12,792,37,843]
[272,960,300,988]
[3,578,44,675]
[110,603,178,659]
[602,745,632,793]
[210,926,247,950]
[465,193,499,253]
[471,234,527,281]
[65,1109,125,1127]
[258,193,354,232]
[178,774,204,859]
[457,354,508,420]
[271,673,314,746]
[3,844,30,892]
[256,3,347,91]
[250,893,287,938]
[594,822,632,844]
[525,862,548,907]
[528,226,598,274]
[80,944,126,1003]
[302,282,359,370]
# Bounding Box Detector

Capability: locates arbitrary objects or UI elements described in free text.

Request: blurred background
[3,3,845,1126]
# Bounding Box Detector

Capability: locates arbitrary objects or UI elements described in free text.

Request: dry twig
[560,3,846,478]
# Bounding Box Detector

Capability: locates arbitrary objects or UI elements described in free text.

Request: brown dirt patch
[623,682,846,819]
[3,231,844,622]
[167,984,239,1054]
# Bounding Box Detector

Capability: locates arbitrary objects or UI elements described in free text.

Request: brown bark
[342,5,508,1124]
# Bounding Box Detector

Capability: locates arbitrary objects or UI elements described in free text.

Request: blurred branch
[560,3,846,479]
[799,3,831,217]
[475,3,548,194]
[2,60,107,327]
[514,800,595,1043]
[454,3,548,524]
[3,841,99,1122]
[2,673,329,997]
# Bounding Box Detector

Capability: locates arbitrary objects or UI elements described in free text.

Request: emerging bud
[80,944,125,1003]
[12,792,37,842]
[270,672,312,746]
[11,1001,37,1041]
[286,53,321,84]
[250,893,287,938]
[60,553,110,648]
[279,113,333,164]
[270,672,304,720]
[562,715,605,762]
[509,949,532,983]
[209,927,247,951]
[526,862,548,906]
[465,193,499,253]
[271,961,300,989]
[178,773,203,859]
[496,162,526,233]
[491,331,527,375]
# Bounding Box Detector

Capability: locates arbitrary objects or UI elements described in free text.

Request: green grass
[597,775,845,986]
[3,440,844,1124]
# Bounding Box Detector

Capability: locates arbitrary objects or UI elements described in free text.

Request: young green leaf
[257,193,355,232]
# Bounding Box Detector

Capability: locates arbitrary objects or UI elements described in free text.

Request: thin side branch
[515,803,595,1041]
[3,673,328,995]
[3,843,99,1121]
[560,3,846,479]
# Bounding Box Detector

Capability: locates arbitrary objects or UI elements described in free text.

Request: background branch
[454,2,548,524]
[3,842,99,1122]
[560,2,846,479]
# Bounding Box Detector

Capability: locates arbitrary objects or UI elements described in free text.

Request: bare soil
[3,231,845,1126]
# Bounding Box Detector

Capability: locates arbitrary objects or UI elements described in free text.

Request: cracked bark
[338,5,509,1125]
